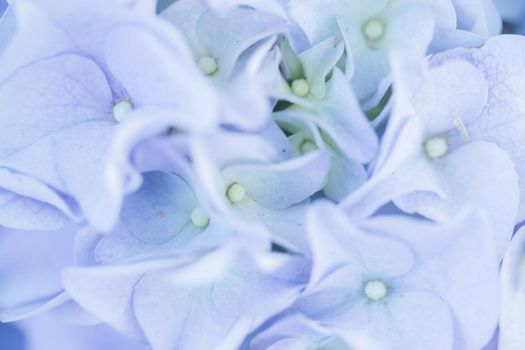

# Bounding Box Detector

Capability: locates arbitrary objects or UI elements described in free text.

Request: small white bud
[191,207,209,228]
[198,56,218,75]
[291,79,310,97]
[364,280,388,301]
[424,137,448,159]
[363,19,385,42]
[112,100,133,123]
[226,183,246,203]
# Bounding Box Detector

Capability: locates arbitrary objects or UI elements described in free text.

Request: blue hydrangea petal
[93,172,202,264]
[364,211,500,350]
[0,168,80,230]
[104,25,219,131]
[319,68,379,163]
[410,60,489,135]
[162,0,286,80]
[279,113,368,201]
[250,314,343,350]
[395,141,519,258]
[493,0,525,23]
[499,227,525,349]
[222,150,330,210]
[288,0,388,46]
[307,202,499,350]
[452,0,502,36]
[306,201,415,288]
[322,153,367,202]
[432,35,525,220]
[190,132,278,213]
[233,197,310,254]
[0,226,76,321]
[62,258,183,340]
[132,256,308,350]
[18,312,147,350]
[206,0,287,18]
[337,290,453,350]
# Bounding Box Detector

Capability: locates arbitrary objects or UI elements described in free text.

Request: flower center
[363,19,385,42]
[300,140,317,154]
[198,56,218,75]
[364,280,388,301]
[191,207,209,228]
[291,79,310,97]
[226,183,246,203]
[424,137,448,159]
[112,100,133,122]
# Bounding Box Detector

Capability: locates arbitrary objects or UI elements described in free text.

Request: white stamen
[300,140,317,154]
[198,56,218,75]
[291,79,310,97]
[191,207,209,228]
[453,118,470,143]
[226,183,246,203]
[112,100,133,122]
[364,280,388,301]
[363,19,385,42]
[424,137,448,159]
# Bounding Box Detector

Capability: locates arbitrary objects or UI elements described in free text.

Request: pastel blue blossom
[191,130,330,253]
[271,38,377,200]
[0,0,218,231]
[0,0,523,348]
[285,122,368,201]
[161,0,287,130]
[343,55,520,257]
[273,38,378,163]
[89,170,281,283]
[62,252,309,350]
[288,0,454,105]
[430,35,525,221]
[293,201,499,350]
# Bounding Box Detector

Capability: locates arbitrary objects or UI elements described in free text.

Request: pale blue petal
[364,211,500,350]
[0,226,76,320]
[222,150,330,210]
[395,141,519,258]
[133,256,308,350]
[499,227,525,349]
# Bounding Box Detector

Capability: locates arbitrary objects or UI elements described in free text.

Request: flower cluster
[1,0,525,349]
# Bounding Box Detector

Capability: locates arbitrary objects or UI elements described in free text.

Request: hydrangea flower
[431,35,525,220]
[288,0,454,105]
[161,0,287,130]
[0,0,218,231]
[190,130,330,253]
[62,251,309,350]
[284,201,499,350]
[271,37,378,201]
[343,50,520,257]
[1,0,525,348]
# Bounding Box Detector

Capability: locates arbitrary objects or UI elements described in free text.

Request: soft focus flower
[293,201,499,350]
[2,0,525,349]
